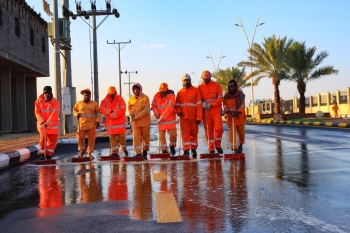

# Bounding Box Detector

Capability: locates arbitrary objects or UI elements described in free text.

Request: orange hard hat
[80,88,91,95]
[108,86,117,95]
[201,70,212,79]
[159,83,168,92]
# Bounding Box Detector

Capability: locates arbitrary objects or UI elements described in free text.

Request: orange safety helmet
[108,86,117,94]
[159,83,168,92]
[80,88,92,94]
[201,70,212,79]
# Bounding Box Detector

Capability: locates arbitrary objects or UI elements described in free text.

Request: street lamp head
[234,24,241,27]
[206,56,210,58]
[222,56,226,58]
[258,23,265,26]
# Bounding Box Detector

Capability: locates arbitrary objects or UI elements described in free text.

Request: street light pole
[206,51,226,74]
[235,15,264,119]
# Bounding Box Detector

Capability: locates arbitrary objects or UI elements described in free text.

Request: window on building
[330,93,336,104]
[320,95,327,106]
[30,29,34,46]
[0,7,3,27]
[339,91,348,104]
[15,17,20,37]
[305,98,310,105]
[42,37,45,53]
[312,96,318,106]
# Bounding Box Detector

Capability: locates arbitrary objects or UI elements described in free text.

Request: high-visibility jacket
[128,93,151,127]
[35,94,60,134]
[198,80,223,117]
[100,94,126,134]
[223,80,246,126]
[152,91,176,130]
[175,86,202,121]
[73,100,101,130]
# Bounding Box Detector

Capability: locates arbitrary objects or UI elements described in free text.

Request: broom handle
[158,122,160,154]
[206,110,210,153]
[232,110,235,153]
[109,117,112,156]
[44,125,47,160]
[178,116,181,156]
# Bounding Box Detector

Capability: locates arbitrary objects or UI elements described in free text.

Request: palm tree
[213,66,248,92]
[238,35,293,114]
[285,41,338,113]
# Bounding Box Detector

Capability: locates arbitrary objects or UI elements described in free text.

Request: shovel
[35,125,57,165]
[223,111,245,160]
[200,109,220,159]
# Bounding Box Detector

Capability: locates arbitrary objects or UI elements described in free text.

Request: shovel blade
[71,157,92,163]
[223,153,245,160]
[122,157,144,162]
[199,153,221,159]
[99,156,120,161]
[149,153,170,159]
[168,155,190,161]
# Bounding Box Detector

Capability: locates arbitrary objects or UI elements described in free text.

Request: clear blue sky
[27,0,350,103]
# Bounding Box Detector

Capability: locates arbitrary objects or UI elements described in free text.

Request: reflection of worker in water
[332,102,339,118]
[228,160,248,231]
[181,160,200,231]
[108,164,128,201]
[203,160,225,231]
[133,164,153,220]
[78,164,102,203]
[38,166,63,216]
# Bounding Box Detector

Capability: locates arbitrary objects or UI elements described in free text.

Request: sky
[26,0,350,104]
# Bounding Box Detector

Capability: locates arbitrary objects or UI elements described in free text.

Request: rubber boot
[237,144,243,153]
[88,152,94,160]
[191,149,197,159]
[170,146,176,156]
[143,150,148,160]
[183,150,190,156]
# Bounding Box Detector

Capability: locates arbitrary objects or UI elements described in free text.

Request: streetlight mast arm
[238,17,251,50]
[251,14,261,49]
[208,51,217,73]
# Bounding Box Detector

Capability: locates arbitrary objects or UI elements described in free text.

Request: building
[0,0,49,132]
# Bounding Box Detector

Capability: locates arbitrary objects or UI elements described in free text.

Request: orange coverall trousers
[39,133,58,157]
[159,127,177,151]
[229,124,245,150]
[180,118,199,151]
[77,127,96,153]
[202,111,223,151]
[132,124,150,154]
[110,133,127,154]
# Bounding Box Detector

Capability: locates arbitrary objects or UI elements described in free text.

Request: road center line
[250,133,306,142]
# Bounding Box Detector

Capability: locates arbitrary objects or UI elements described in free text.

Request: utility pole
[52,0,63,136]
[107,40,131,96]
[61,0,73,134]
[69,1,120,104]
[121,70,137,97]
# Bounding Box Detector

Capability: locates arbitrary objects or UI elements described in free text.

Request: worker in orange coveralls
[332,101,339,118]
[152,83,177,155]
[223,79,246,153]
[198,70,224,154]
[35,86,60,160]
[100,86,129,157]
[128,83,151,159]
[175,74,202,158]
[73,88,101,159]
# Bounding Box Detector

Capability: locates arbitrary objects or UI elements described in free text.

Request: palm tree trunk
[273,80,281,114]
[297,82,307,113]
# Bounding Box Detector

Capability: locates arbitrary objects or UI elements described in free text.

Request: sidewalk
[247,118,350,128]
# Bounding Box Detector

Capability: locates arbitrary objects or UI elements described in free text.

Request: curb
[0,133,152,170]
[247,119,350,128]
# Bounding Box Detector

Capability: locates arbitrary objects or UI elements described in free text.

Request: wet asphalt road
[0,123,349,232]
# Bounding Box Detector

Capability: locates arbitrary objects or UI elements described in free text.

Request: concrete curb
[247,119,350,128]
[0,133,151,170]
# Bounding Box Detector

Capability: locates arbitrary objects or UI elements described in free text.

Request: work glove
[196,120,201,124]
[202,102,207,109]
[155,113,160,118]
[156,118,162,123]
[76,113,81,118]
[177,112,183,117]
[206,104,212,110]
[221,110,226,116]
[131,115,135,122]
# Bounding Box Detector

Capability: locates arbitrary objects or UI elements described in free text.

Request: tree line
[213,35,338,114]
